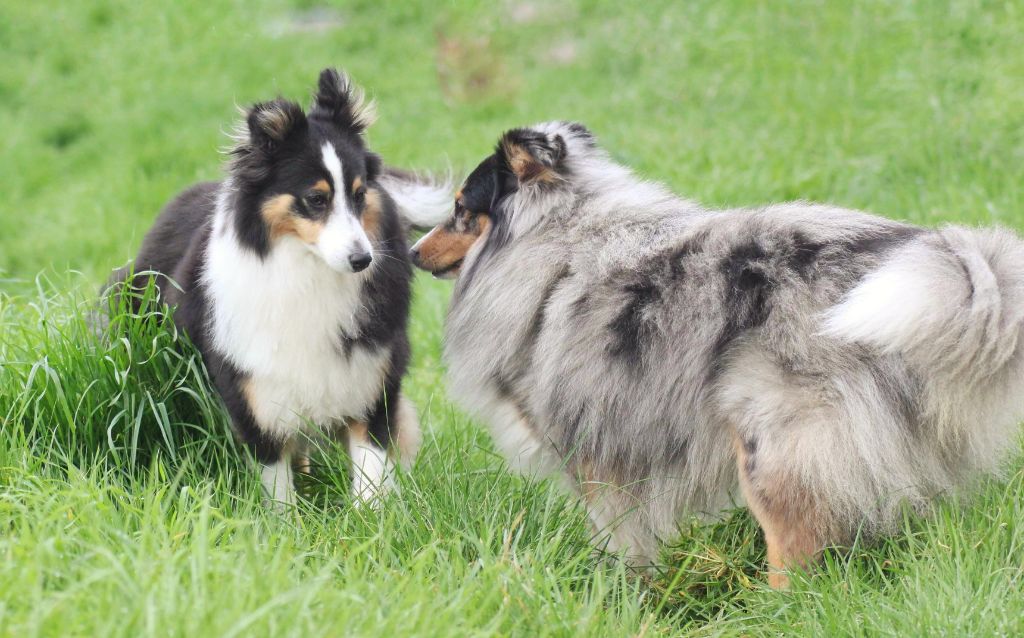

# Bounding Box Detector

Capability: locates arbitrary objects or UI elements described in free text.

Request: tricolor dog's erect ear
[310,67,377,133]
[500,128,567,184]
[246,99,307,151]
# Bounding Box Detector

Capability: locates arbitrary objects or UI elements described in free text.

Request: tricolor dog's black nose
[349,252,372,272]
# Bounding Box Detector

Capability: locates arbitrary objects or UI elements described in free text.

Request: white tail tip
[379,172,453,229]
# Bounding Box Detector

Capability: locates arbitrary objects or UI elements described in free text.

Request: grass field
[2,0,1024,635]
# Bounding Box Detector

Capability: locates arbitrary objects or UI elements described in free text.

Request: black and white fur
[415,121,1024,585]
[114,69,448,507]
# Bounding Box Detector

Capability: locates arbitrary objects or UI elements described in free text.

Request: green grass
[2,0,1023,635]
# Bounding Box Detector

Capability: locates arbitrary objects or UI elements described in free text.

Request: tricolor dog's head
[410,121,596,279]
[228,68,387,274]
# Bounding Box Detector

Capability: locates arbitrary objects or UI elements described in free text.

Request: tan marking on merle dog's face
[410,148,523,278]
[410,199,490,278]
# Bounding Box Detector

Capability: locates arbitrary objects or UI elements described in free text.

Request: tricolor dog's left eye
[352,186,366,208]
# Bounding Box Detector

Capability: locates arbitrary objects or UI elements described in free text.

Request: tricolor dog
[114,69,448,508]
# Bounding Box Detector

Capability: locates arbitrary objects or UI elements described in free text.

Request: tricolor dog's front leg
[348,391,421,507]
[261,455,296,509]
[347,420,394,507]
[213,370,298,510]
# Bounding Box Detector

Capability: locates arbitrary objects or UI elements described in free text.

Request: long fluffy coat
[433,121,1024,578]
[111,70,448,507]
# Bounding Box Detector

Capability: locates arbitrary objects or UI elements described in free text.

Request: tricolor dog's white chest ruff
[202,197,390,437]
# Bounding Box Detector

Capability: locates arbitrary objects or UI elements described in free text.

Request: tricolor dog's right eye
[305,192,330,210]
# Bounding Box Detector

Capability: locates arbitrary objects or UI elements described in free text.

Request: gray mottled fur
[443,121,1024,562]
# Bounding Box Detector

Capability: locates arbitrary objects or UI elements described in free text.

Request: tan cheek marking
[291,217,323,244]
[261,194,324,244]
[476,214,490,237]
[413,228,459,269]
[261,194,297,239]
[361,188,382,239]
[416,215,490,269]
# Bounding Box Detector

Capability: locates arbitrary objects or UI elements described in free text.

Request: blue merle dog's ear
[245,99,307,151]
[310,67,377,133]
[499,128,568,184]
